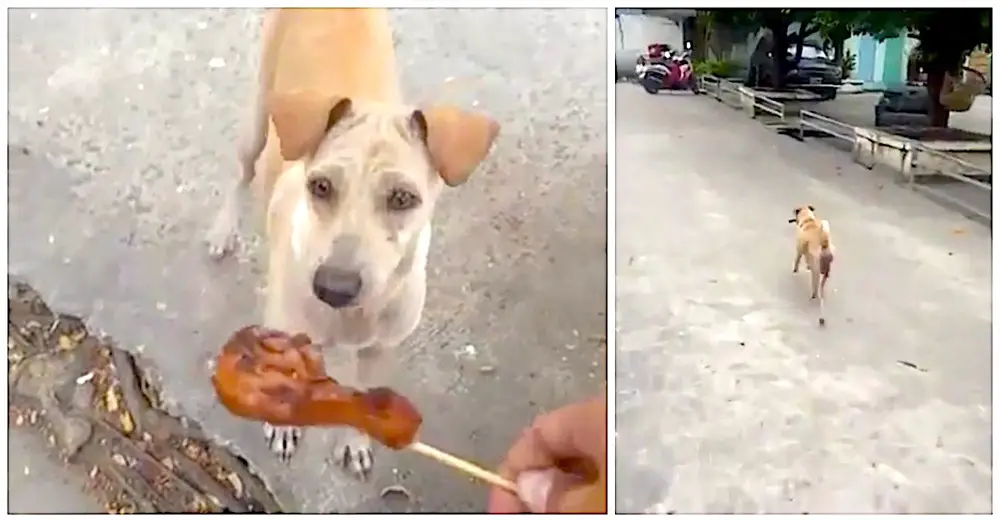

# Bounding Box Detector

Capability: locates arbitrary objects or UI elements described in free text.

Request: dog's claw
[205,226,238,260]
[331,428,374,479]
[264,423,302,462]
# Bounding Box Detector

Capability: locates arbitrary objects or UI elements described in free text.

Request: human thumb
[515,469,558,513]
[517,468,594,513]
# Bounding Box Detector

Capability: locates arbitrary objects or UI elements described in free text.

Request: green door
[881,36,905,87]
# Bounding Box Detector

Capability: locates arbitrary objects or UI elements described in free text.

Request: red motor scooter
[639,48,698,95]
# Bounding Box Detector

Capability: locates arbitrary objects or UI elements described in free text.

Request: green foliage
[839,49,857,80]
[857,10,990,73]
[704,9,991,75]
[692,58,740,78]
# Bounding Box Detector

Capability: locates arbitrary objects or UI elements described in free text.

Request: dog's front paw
[263,423,303,462]
[331,427,374,479]
[205,217,239,260]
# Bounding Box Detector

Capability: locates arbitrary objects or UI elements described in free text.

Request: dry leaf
[58,335,75,351]
[105,387,120,412]
[190,496,210,513]
[119,411,135,434]
[226,472,244,498]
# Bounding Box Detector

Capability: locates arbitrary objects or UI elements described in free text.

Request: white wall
[615,13,684,77]
[615,14,683,52]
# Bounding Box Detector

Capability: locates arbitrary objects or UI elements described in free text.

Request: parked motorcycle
[639,49,697,94]
[635,42,671,80]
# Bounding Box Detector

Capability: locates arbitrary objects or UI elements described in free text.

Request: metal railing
[697,75,742,109]
[746,89,785,120]
[693,74,992,223]
[909,145,991,188]
[797,110,855,143]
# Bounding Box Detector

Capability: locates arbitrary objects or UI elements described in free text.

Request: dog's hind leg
[205,11,280,260]
[204,131,266,259]
[808,257,821,299]
[204,127,266,259]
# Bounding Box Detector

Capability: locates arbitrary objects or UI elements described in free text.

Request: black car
[747,42,842,100]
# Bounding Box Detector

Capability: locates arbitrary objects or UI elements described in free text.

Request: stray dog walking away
[204,8,500,478]
[789,205,834,326]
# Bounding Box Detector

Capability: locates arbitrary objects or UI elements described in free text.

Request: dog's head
[268,89,500,309]
[788,204,816,224]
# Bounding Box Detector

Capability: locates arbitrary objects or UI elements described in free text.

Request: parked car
[747,42,842,100]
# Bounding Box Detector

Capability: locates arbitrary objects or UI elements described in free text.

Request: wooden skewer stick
[408,441,517,494]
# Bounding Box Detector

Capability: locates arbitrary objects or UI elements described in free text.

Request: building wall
[614,12,685,77]
[615,13,683,52]
[846,32,914,89]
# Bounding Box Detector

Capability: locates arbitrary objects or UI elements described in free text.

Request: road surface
[614,84,992,514]
[8,8,607,513]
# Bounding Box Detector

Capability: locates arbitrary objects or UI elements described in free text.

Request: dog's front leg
[204,64,270,260]
[324,351,376,479]
[260,299,308,462]
[792,250,803,273]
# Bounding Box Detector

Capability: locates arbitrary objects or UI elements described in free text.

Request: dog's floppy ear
[268,90,353,161]
[410,106,500,187]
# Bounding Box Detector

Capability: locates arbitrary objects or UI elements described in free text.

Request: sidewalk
[615,84,992,514]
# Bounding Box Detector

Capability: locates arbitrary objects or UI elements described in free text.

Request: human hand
[487,392,607,513]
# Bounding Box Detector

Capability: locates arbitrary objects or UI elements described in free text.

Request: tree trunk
[925,68,951,128]
[768,23,790,89]
[832,39,844,64]
[693,14,710,61]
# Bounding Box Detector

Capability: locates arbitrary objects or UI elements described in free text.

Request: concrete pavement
[8,8,607,512]
[614,84,992,513]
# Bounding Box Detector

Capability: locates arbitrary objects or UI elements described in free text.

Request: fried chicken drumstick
[210,325,515,492]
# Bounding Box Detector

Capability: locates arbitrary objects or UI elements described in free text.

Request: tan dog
[788,205,834,326]
[204,8,500,477]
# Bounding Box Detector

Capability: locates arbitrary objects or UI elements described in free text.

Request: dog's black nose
[312,265,363,308]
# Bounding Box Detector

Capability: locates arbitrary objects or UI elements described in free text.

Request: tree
[848,9,991,127]
[705,9,827,89]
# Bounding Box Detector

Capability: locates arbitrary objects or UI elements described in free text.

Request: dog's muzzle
[312,265,363,308]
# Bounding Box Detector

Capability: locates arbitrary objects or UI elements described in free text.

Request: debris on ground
[8,279,282,513]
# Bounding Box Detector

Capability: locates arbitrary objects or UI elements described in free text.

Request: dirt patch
[8,279,282,513]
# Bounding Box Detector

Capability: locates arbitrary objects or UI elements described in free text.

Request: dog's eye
[307,177,333,200]
[386,189,420,211]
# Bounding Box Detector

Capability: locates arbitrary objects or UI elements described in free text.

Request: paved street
[615,84,992,513]
[7,8,607,513]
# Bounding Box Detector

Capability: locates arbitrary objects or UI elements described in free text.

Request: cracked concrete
[7,8,607,512]
[614,85,991,514]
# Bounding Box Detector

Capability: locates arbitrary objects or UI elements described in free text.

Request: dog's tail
[818,219,834,278]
